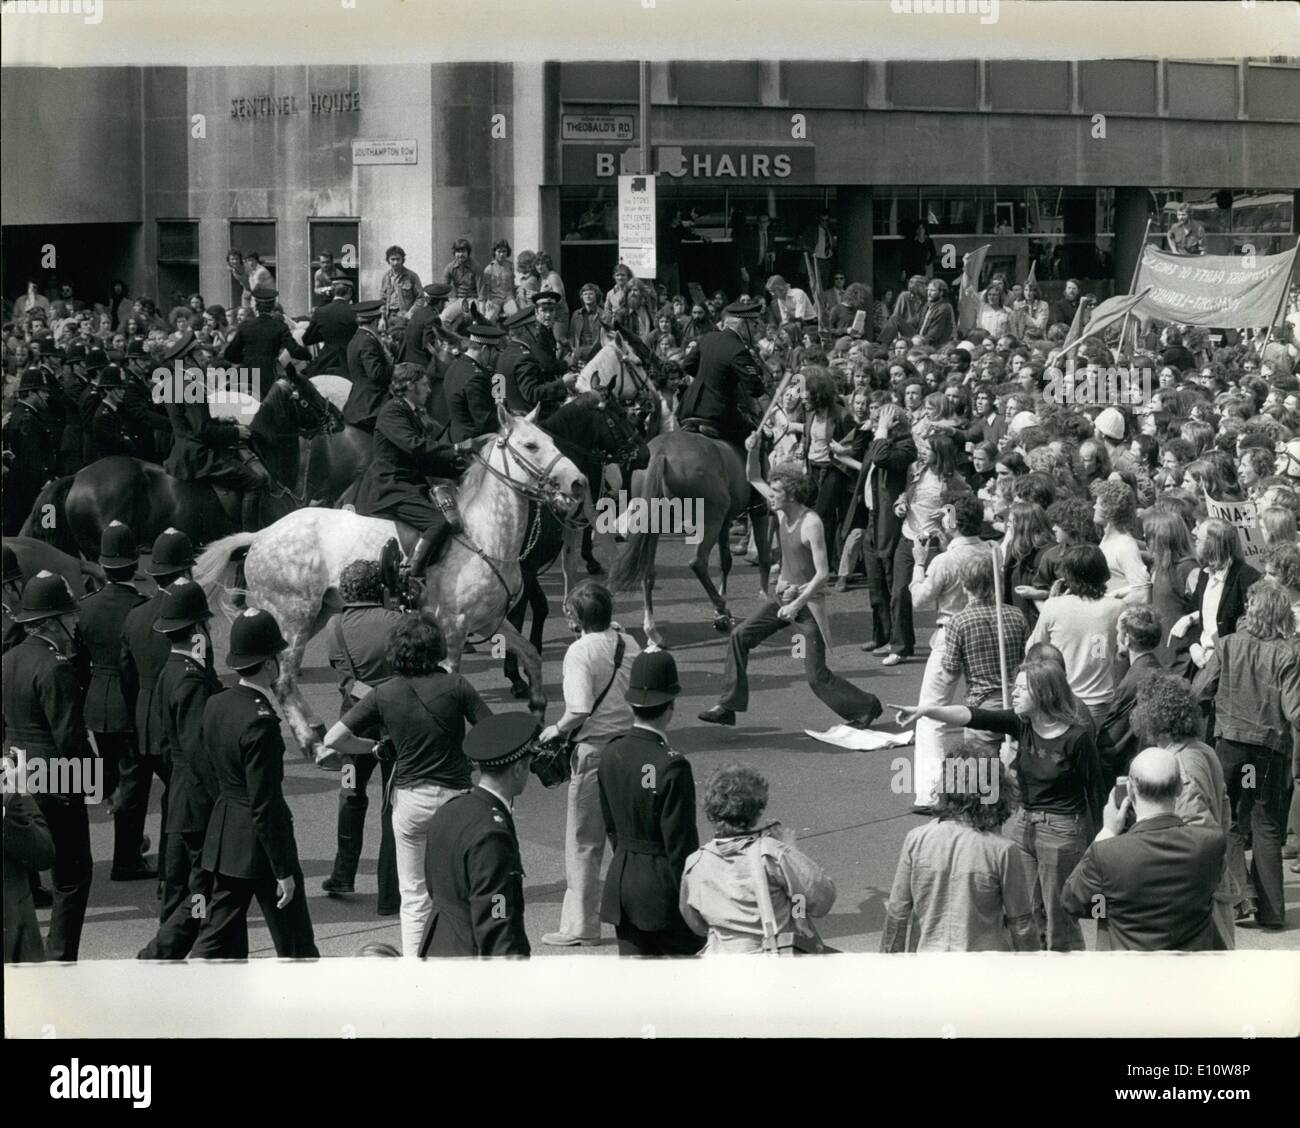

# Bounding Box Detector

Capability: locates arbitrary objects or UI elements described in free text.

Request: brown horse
[610,429,770,648]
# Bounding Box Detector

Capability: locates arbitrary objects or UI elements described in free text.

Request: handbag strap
[567,632,625,745]
[747,837,781,954]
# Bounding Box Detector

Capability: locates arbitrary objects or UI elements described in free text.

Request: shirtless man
[698,440,882,730]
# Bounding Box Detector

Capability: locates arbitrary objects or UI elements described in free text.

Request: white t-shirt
[561,626,642,743]
[1027,594,1125,707]
[1100,530,1151,606]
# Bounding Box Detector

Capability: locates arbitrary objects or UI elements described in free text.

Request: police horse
[192,405,586,754]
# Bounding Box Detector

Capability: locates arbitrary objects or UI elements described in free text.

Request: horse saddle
[678,418,722,440]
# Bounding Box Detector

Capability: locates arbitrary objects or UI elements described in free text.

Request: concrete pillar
[1113,186,1151,295]
[837,187,874,296]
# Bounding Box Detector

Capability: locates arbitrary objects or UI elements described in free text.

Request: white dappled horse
[193,404,586,753]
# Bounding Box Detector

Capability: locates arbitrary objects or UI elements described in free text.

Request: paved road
[60,530,1297,957]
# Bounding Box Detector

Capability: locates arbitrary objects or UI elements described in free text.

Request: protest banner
[1204,490,1266,564]
[1131,243,1298,328]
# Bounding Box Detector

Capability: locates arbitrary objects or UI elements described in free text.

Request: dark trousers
[615,918,704,958]
[810,465,848,565]
[34,795,92,962]
[190,868,319,959]
[888,536,917,657]
[330,753,399,914]
[116,748,170,875]
[863,520,901,650]
[1217,737,1293,928]
[93,731,138,870]
[718,599,881,722]
[140,829,211,960]
[92,729,130,808]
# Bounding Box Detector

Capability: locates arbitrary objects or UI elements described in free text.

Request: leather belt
[618,837,667,857]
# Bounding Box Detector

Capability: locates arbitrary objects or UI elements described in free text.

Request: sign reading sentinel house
[230,90,361,119]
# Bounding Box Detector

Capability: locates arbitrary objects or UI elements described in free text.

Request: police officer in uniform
[343,300,393,431]
[56,341,91,475]
[597,650,704,957]
[396,282,452,368]
[354,364,471,583]
[508,290,573,420]
[79,521,152,877]
[118,528,196,878]
[443,322,506,444]
[87,365,147,463]
[676,297,768,450]
[190,608,319,959]
[321,560,402,912]
[2,366,59,536]
[77,346,110,466]
[223,285,312,385]
[302,279,358,378]
[138,579,220,960]
[121,337,172,463]
[2,571,94,960]
[417,711,539,958]
[2,545,25,654]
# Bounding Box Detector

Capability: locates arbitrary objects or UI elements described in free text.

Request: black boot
[241,490,262,534]
[407,521,454,586]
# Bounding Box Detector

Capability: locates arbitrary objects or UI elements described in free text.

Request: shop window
[156,219,199,318]
[309,219,360,305]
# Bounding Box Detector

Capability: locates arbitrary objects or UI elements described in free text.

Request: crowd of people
[3,219,1300,960]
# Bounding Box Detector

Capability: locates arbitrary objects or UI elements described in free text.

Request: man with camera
[537,581,641,948]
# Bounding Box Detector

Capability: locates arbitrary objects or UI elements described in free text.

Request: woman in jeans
[881,751,1040,952]
[323,614,490,955]
[886,430,967,666]
[890,654,1105,951]
[1194,581,1300,932]
[679,763,836,954]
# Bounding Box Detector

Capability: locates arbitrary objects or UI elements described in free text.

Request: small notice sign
[351,138,418,165]
[562,113,634,142]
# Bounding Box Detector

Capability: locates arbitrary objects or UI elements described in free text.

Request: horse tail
[20,476,76,550]
[193,532,258,600]
[610,451,665,592]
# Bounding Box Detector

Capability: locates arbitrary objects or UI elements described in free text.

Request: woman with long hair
[1185,452,1243,507]
[323,614,490,956]
[986,450,1027,532]
[1093,479,1151,606]
[799,366,856,565]
[1003,500,1055,629]
[889,653,1105,951]
[679,763,836,954]
[886,430,968,665]
[1142,507,1199,674]
[882,751,1040,952]
[1015,278,1051,339]
[614,282,655,347]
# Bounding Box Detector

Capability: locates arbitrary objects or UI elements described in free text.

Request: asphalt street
[58,530,1297,957]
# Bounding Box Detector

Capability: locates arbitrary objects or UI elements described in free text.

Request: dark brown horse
[610,429,771,649]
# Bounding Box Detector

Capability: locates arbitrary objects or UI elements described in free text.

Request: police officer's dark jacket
[79,579,146,734]
[157,648,221,835]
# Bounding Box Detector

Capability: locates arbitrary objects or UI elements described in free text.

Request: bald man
[1061,747,1227,951]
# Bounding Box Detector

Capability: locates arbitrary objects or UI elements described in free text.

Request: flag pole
[1117,216,1153,354]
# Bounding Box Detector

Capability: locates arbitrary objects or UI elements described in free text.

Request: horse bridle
[473,427,576,511]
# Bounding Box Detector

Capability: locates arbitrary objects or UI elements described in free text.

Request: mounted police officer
[506,290,573,420]
[597,650,705,957]
[417,711,539,958]
[138,578,220,960]
[161,331,270,533]
[2,571,94,960]
[676,296,768,452]
[302,278,358,378]
[77,346,111,466]
[118,527,196,878]
[78,521,151,878]
[443,322,506,443]
[121,337,172,462]
[2,365,60,536]
[56,341,91,475]
[343,299,393,431]
[354,362,472,587]
[222,284,311,387]
[190,608,319,959]
[87,365,147,463]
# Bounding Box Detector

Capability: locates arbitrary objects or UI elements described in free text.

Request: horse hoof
[713,614,733,632]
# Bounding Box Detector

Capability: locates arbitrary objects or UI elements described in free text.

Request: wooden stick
[1118,216,1152,350]
[990,541,1011,710]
